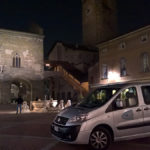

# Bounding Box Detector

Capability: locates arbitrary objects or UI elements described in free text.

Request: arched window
[13,53,21,68]
[120,57,127,76]
[141,52,149,72]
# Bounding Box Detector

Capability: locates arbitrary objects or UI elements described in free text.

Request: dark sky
[0,0,150,57]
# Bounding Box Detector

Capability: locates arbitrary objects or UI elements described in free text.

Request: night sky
[0,0,150,57]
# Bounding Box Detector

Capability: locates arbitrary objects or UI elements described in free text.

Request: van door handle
[144,107,150,111]
[136,108,142,112]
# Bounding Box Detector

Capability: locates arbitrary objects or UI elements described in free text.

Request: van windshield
[78,87,120,108]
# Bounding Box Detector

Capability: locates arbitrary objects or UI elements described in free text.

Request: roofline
[0,28,44,39]
[97,25,150,48]
[47,41,59,56]
[48,41,98,56]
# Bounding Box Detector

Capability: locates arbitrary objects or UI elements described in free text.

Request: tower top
[82,0,118,46]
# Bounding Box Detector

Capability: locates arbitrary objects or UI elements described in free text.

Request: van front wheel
[89,127,111,150]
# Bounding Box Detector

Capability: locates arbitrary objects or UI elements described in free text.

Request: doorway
[10,79,31,103]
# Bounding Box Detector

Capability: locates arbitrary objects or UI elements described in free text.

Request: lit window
[120,57,127,76]
[13,53,21,68]
[141,52,149,72]
[102,64,108,79]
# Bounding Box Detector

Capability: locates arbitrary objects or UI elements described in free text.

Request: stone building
[44,42,98,102]
[48,42,98,72]
[81,0,150,90]
[89,25,150,89]
[0,29,44,104]
[44,0,119,101]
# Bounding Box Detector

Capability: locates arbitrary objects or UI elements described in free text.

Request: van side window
[114,87,138,110]
[142,86,150,104]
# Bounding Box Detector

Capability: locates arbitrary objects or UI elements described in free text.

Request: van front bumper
[51,123,90,144]
[51,123,81,142]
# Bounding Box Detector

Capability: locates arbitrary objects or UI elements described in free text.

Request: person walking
[16,95,23,114]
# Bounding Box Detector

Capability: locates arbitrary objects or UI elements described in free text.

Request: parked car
[51,83,150,150]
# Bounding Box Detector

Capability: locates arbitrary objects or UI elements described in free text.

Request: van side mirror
[115,99,123,108]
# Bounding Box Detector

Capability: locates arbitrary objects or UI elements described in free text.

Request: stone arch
[10,78,32,103]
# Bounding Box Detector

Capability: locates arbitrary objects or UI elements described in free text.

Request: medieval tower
[82,0,118,46]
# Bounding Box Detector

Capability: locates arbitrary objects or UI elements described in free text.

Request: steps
[54,65,89,96]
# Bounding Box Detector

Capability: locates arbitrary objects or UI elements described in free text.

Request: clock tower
[82,0,118,46]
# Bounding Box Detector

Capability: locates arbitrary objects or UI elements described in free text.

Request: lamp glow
[108,71,120,81]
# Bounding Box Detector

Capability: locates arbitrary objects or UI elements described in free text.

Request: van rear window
[142,86,150,104]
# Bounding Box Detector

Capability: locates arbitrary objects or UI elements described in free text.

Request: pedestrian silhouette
[16,95,23,114]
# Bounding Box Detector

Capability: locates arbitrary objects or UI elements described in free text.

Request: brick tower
[82,0,118,46]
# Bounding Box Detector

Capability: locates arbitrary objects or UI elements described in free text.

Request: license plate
[54,125,59,132]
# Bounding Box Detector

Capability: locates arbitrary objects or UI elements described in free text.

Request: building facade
[48,42,98,73]
[0,29,44,104]
[89,25,150,89]
[45,42,98,102]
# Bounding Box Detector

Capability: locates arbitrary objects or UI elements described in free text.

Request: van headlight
[68,114,88,123]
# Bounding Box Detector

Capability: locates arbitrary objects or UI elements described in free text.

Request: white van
[51,83,150,150]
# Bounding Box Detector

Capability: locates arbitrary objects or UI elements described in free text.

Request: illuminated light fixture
[45,63,50,67]
[108,71,120,82]
[112,90,117,95]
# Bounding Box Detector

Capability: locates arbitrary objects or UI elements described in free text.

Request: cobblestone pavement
[0,104,150,150]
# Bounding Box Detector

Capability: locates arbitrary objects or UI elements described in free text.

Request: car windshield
[78,87,120,108]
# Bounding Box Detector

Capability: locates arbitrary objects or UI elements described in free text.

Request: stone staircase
[54,65,89,96]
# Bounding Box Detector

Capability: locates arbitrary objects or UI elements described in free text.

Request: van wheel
[89,127,111,150]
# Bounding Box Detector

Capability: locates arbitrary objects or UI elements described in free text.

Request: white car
[51,83,150,150]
